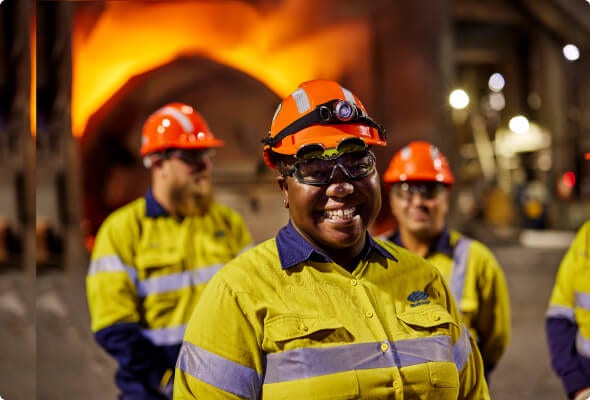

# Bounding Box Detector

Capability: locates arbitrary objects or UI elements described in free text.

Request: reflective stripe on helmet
[158,106,194,133]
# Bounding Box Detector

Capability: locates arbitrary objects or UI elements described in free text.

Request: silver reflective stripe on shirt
[453,324,472,372]
[88,255,137,284]
[546,305,575,321]
[576,292,590,310]
[177,341,262,399]
[179,334,471,394]
[136,264,223,297]
[450,238,471,309]
[264,335,454,384]
[141,324,187,346]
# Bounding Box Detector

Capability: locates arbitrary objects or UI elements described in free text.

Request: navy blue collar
[276,221,396,270]
[145,189,170,218]
[388,227,453,258]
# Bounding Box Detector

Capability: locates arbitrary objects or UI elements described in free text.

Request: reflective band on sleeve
[141,324,187,346]
[160,106,194,133]
[264,335,453,384]
[292,88,311,114]
[576,292,590,311]
[177,341,262,399]
[546,305,575,321]
[136,264,222,297]
[452,324,472,372]
[88,255,137,283]
[450,238,471,309]
[576,331,590,358]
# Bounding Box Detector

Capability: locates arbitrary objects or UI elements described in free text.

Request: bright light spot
[509,115,530,134]
[561,171,576,188]
[449,89,470,110]
[585,152,590,160]
[489,92,505,111]
[563,44,580,61]
[488,73,505,92]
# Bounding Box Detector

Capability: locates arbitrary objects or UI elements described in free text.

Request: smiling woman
[174,79,491,400]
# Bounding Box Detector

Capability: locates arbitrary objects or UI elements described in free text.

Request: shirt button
[299,324,308,332]
[365,311,374,318]
[393,380,401,389]
[350,279,358,286]
[380,342,389,352]
[433,315,441,321]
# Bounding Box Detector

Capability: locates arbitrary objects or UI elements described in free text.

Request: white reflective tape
[341,87,356,106]
[291,88,311,114]
[159,106,194,133]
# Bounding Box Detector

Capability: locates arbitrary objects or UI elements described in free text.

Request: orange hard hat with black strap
[140,102,224,157]
[383,141,454,186]
[262,79,387,169]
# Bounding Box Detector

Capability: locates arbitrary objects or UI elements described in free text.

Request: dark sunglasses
[392,182,447,200]
[164,148,215,168]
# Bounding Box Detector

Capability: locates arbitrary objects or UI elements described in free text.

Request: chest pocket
[263,315,360,400]
[135,251,184,281]
[397,304,457,331]
[396,305,460,396]
[264,315,353,351]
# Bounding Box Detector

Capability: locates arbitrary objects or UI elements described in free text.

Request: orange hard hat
[140,102,224,156]
[262,79,386,168]
[383,141,454,185]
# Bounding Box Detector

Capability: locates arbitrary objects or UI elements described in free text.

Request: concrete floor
[0,237,571,399]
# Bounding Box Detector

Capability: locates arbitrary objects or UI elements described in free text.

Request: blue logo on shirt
[407,291,430,307]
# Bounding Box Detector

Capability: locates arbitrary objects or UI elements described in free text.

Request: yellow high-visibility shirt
[175,224,489,399]
[425,229,511,369]
[546,220,590,395]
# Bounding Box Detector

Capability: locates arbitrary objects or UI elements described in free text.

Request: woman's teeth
[323,207,356,221]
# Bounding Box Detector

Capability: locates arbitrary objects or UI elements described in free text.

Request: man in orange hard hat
[382,140,511,381]
[86,103,252,399]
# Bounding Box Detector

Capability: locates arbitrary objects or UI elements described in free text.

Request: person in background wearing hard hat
[546,219,590,400]
[382,141,511,381]
[86,102,253,400]
[174,80,490,399]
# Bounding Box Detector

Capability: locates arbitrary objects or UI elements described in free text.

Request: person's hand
[574,387,590,400]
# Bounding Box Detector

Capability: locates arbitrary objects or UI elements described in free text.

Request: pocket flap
[135,251,183,269]
[397,305,457,329]
[265,315,344,342]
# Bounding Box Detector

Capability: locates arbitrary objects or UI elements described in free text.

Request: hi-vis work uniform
[175,222,490,399]
[388,228,511,374]
[546,220,590,397]
[87,190,252,399]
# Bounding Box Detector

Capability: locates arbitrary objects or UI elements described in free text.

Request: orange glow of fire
[72,1,369,137]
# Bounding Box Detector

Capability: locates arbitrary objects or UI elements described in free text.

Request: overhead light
[509,115,530,134]
[563,44,580,61]
[488,73,505,92]
[449,89,470,110]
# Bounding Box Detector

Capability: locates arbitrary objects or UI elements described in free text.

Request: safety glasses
[392,182,447,200]
[285,149,376,186]
[164,148,215,170]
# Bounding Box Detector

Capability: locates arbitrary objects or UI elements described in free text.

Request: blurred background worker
[382,140,511,379]
[86,102,252,399]
[546,219,590,400]
[174,79,489,399]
